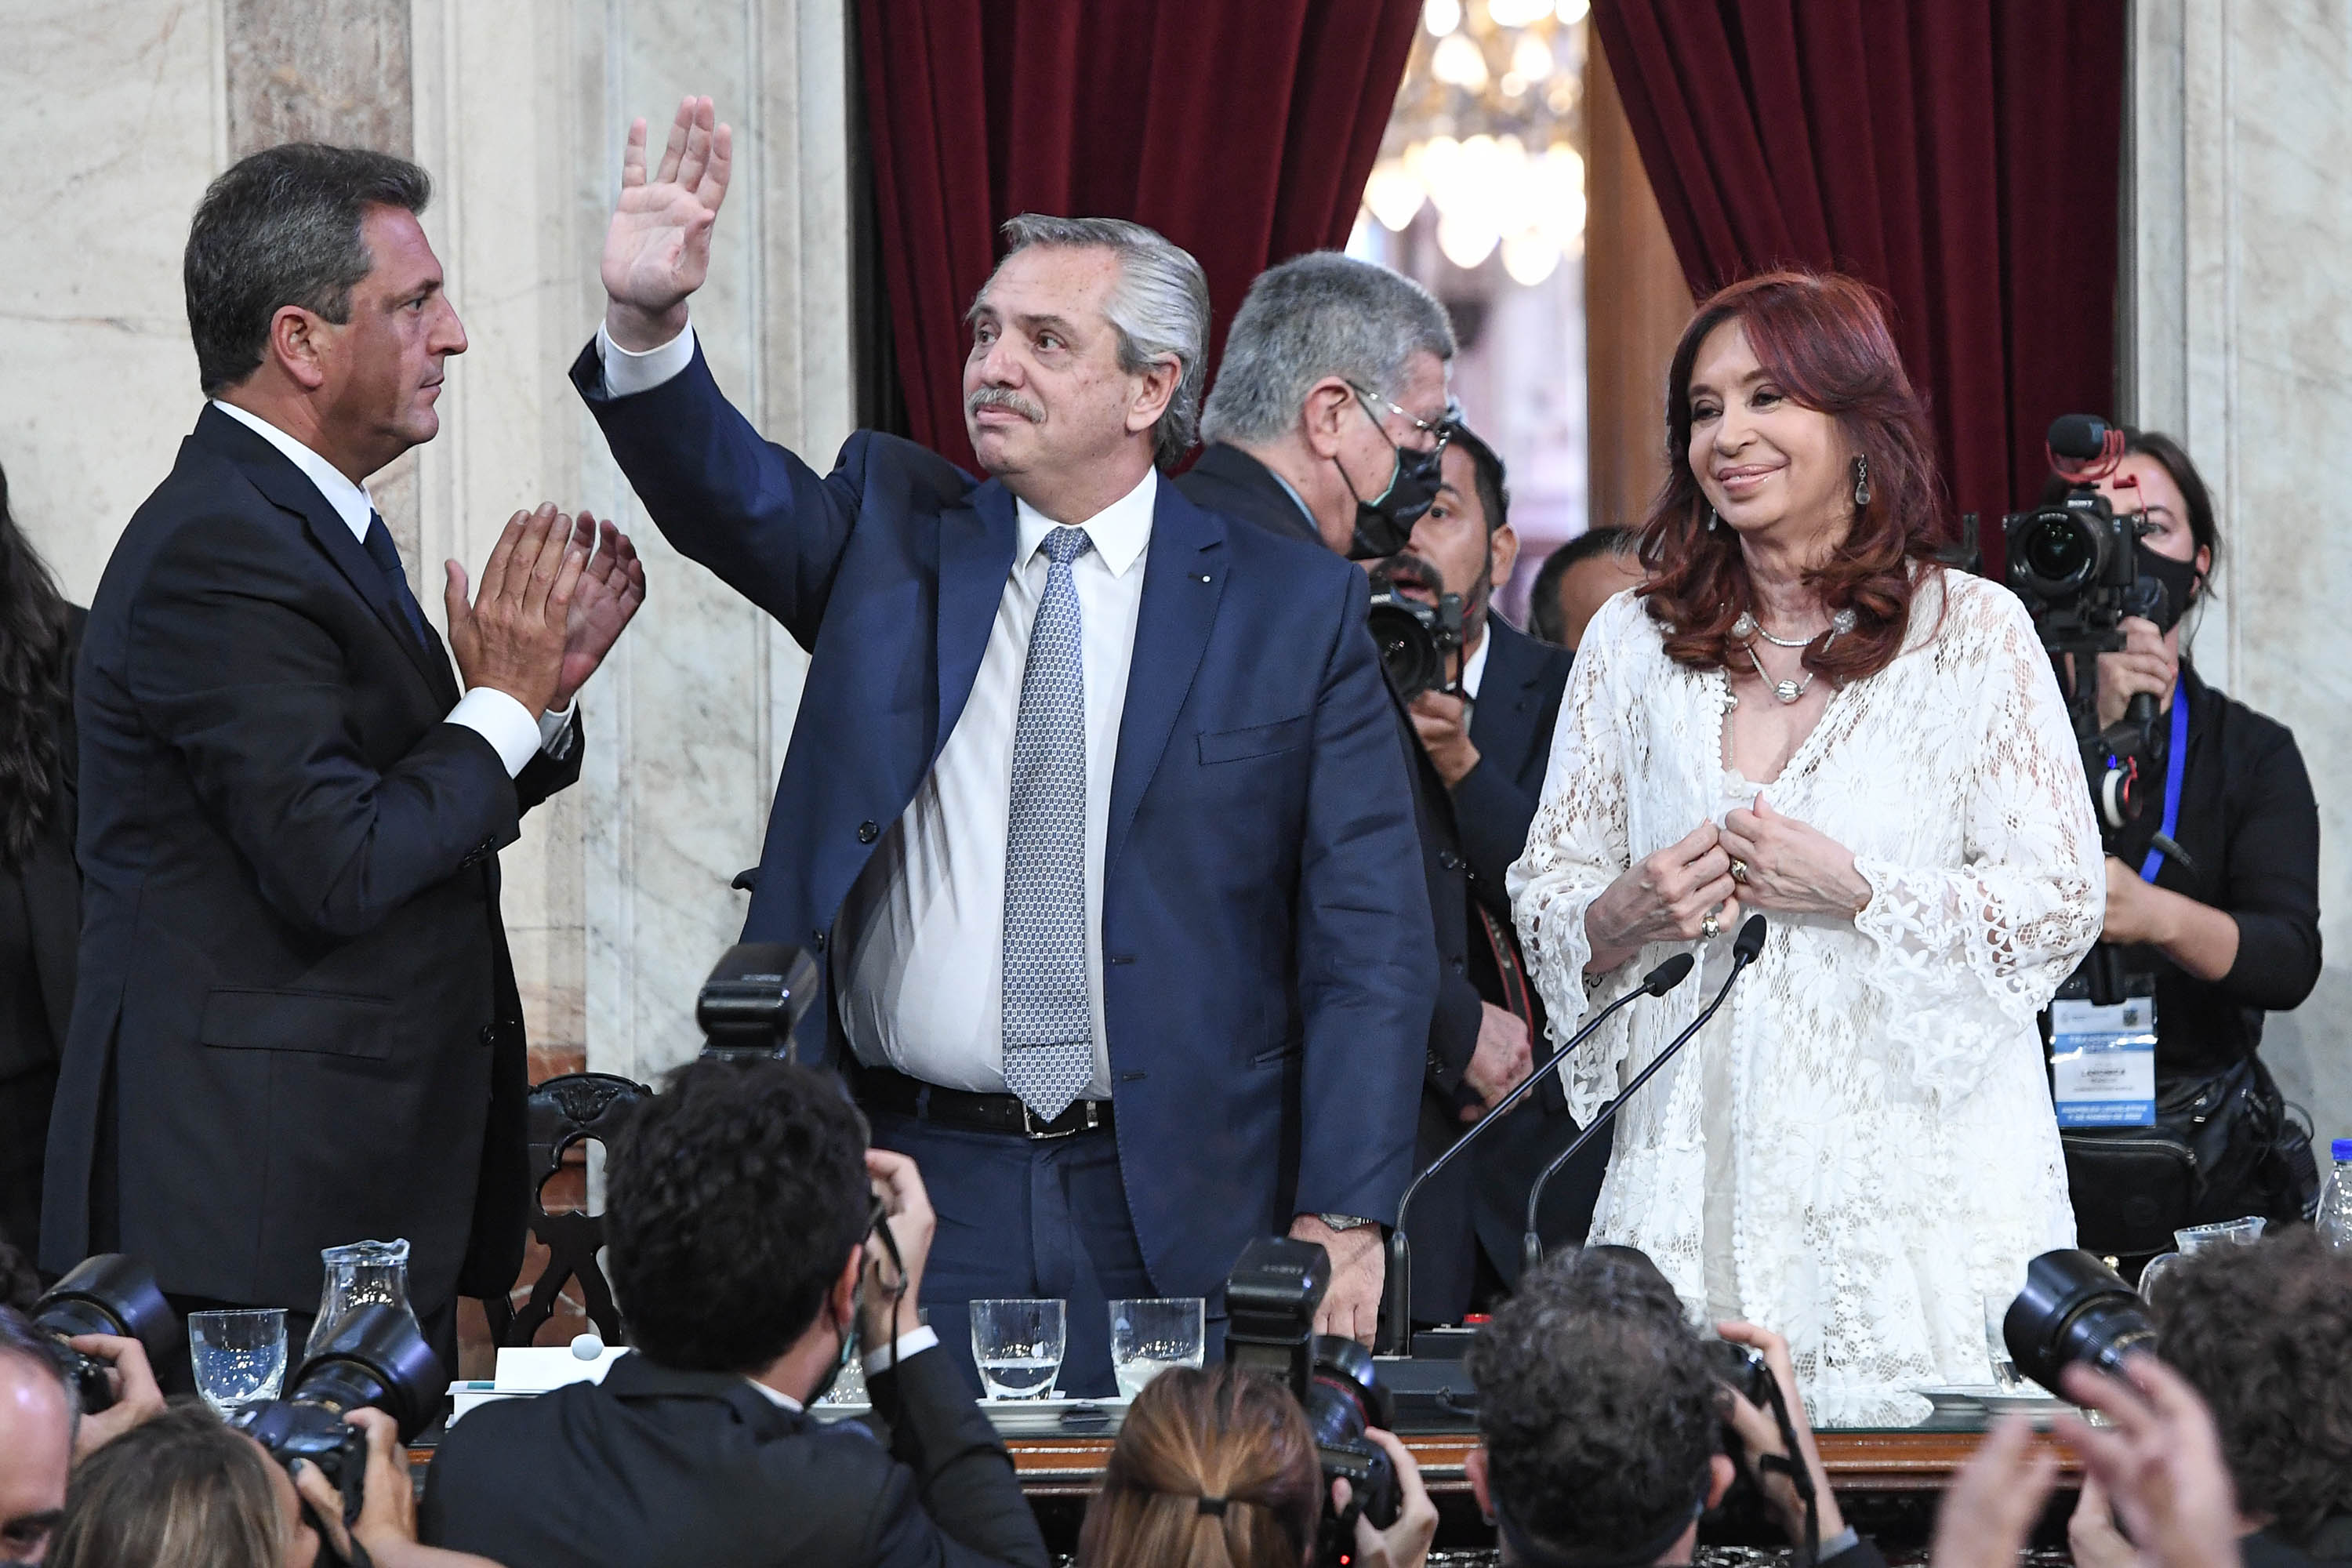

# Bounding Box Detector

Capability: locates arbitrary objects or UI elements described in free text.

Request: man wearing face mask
[1181,255,1548,1325]
[422,1057,1048,1568]
[2045,430,2323,1233]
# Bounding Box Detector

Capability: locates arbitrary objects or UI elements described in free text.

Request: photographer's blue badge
[2049,996,2158,1127]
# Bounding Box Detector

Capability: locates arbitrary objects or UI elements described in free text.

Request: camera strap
[2136,688,2190,884]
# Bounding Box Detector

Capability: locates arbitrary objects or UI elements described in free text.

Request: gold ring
[1701,912,1721,941]
[1730,858,1750,884]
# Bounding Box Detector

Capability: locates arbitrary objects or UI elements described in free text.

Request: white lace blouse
[1507,571,2102,1425]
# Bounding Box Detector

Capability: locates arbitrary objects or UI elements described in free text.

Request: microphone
[2046,414,2111,461]
[1521,916,1768,1276]
[1375,952,1697,1353]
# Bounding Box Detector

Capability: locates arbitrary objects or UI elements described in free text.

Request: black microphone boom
[1520,916,1768,1276]
[1374,951,1695,1353]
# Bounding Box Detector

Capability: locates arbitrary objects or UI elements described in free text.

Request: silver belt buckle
[1021,1101,1092,1140]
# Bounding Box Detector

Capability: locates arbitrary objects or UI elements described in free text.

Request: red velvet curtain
[859,0,1421,473]
[1591,1,2125,572]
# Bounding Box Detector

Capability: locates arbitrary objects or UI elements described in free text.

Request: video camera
[31,1254,177,1411]
[1225,1237,1401,1568]
[695,940,821,1062]
[2002,415,2175,835]
[228,1303,443,1534]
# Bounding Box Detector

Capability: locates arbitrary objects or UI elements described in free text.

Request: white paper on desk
[492,1345,631,1392]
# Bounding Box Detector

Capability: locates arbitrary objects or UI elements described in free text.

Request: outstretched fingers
[674,96,717,191]
[619,116,649,190]
[653,96,697,186]
[698,121,734,211]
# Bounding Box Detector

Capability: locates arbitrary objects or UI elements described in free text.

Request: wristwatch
[1316,1214,1378,1232]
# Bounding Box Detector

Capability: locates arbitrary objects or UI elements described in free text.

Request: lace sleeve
[1850,593,2104,1095]
[1508,602,1643,1119]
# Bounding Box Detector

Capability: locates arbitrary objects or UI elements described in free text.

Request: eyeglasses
[1349,383,1459,454]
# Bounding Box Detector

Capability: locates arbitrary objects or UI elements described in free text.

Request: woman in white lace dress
[1508,274,2102,1425]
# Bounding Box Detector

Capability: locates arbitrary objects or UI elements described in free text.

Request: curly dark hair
[2157,1226,2352,1544]
[1465,1247,1720,1560]
[605,1057,871,1374]
[1079,1363,1322,1568]
[0,459,74,869]
[1639,270,1948,685]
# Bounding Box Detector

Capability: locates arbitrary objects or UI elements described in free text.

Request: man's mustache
[967,387,1044,423]
[1372,553,1443,594]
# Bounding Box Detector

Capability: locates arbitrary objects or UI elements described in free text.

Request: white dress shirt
[209,399,574,775]
[597,320,1153,1098]
[1460,623,1490,703]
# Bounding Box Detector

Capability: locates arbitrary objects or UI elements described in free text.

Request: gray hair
[988,214,1210,470]
[184,142,433,396]
[1200,252,1456,448]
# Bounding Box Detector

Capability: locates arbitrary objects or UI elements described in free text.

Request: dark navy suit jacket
[570,347,1434,1297]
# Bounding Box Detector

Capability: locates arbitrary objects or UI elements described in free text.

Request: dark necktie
[361,510,432,650]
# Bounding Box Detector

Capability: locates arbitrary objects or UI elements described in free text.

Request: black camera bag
[2061,1054,2317,1261]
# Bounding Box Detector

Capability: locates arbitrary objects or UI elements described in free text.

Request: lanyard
[2138,684,2190,884]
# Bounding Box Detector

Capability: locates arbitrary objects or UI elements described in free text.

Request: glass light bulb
[1423,0,1462,34]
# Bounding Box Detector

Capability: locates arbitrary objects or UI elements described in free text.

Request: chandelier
[1363,0,1589,286]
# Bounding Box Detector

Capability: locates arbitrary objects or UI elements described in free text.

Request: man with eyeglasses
[1181,253,1542,1331]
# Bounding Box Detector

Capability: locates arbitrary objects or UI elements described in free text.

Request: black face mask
[1341,410,1446,561]
[2134,539,2201,633]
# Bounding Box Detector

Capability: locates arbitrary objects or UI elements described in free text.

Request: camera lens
[2003,1249,2157,1395]
[2022,513,2097,593]
[1367,595,1446,701]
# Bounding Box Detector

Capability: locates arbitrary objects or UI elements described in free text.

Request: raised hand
[550,511,647,710]
[601,95,733,350]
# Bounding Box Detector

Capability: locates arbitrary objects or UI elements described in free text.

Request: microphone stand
[1521,915,1769,1275]
[1374,952,1697,1354]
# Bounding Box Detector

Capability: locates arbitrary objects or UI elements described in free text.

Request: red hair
[1637,271,1947,683]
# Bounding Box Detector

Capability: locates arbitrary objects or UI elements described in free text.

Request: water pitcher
[307,1239,423,1363]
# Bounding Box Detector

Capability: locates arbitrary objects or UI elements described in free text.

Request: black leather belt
[851,1063,1114,1141]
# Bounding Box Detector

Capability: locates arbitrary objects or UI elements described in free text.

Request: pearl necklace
[1732,608,1856,704]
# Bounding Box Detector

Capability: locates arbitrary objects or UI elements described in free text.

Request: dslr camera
[229,1304,444,1534]
[2002,1248,2157,1396]
[695,940,821,1062]
[2002,415,2172,833]
[1366,579,1465,702]
[1225,1237,1401,1568]
[31,1254,177,1412]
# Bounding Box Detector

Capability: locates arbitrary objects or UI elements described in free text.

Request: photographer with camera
[1463,1246,1882,1568]
[0,1301,165,1566]
[1181,254,1567,1324]
[46,1399,493,1568]
[1078,1363,1436,1568]
[2038,430,2321,1232]
[422,1055,1047,1568]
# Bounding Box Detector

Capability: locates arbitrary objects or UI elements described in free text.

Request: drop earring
[1852,455,1871,510]
[1705,505,1720,532]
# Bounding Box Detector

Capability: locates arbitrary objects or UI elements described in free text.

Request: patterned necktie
[361,510,432,651]
[1001,524,1096,1121]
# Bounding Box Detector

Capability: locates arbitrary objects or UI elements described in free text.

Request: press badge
[2049,996,2158,1127]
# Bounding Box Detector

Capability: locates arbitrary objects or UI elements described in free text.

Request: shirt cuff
[862,1324,939,1376]
[538,702,577,760]
[596,318,696,397]
[448,688,544,779]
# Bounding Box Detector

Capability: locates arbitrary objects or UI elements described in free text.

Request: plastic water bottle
[2315,1140,2352,1250]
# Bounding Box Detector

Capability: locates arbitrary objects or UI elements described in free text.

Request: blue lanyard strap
[2139,684,2190,884]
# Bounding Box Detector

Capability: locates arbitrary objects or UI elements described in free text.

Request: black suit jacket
[421,1348,1051,1568]
[1174,445,1489,1319]
[40,406,579,1314]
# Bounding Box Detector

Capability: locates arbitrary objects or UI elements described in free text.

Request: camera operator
[0,1302,165,1565]
[47,1399,491,1568]
[1181,253,1565,1323]
[2061,1227,2352,1568]
[421,1055,1047,1568]
[2052,430,2321,1225]
[1463,1247,1882,1568]
[1077,1363,1436,1568]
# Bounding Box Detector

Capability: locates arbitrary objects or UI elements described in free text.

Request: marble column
[2128,0,2352,1136]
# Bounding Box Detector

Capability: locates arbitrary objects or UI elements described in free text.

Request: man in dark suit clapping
[42,143,646,1374]
[574,98,1432,1392]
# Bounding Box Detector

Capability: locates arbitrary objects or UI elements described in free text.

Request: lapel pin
[1196,572,1213,583]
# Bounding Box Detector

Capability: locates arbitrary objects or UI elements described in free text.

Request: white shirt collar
[209,398,376,543]
[1013,466,1156,577]
[1461,624,1492,701]
[742,1377,804,1413]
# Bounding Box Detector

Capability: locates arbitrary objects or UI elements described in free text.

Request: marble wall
[2128,0,2352,1140]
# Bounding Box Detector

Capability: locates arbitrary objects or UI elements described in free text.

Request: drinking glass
[1983,1292,2025,1392]
[1107,1298,1205,1399]
[190,1309,287,1417]
[969,1298,1066,1399]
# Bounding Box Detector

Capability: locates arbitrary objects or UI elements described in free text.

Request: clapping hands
[603,96,734,351]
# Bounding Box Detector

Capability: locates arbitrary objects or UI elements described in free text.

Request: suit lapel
[199,408,459,706]
[1468,619,1541,777]
[1106,484,1225,876]
[935,480,1019,759]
